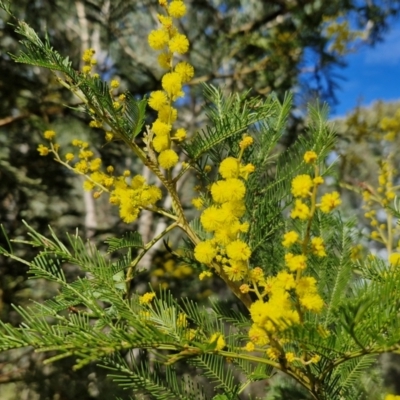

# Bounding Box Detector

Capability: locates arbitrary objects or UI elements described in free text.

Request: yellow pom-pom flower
[139,292,156,304]
[37,144,50,156]
[291,199,311,220]
[311,237,327,257]
[194,240,217,264]
[200,205,221,231]
[245,342,255,352]
[148,29,169,50]
[148,90,168,111]
[313,176,324,186]
[219,157,239,179]
[82,48,95,63]
[299,293,324,313]
[286,352,296,363]
[43,130,56,140]
[175,61,194,82]
[284,253,307,272]
[291,174,313,198]
[110,79,120,89]
[152,119,172,136]
[239,135,254,149]
[158,105,177,123]
[174,128,186,141]
[158,149,179,169]
[158,14,173,28]
[226,240,251,261]
[304,151,317,164]
[82,65,92,74]
[319,191,341,213]
[152,135,169,152]
[282,231,299,247]
[162,72,184,99]
[211,178,246,203]
[168,0,186,18]
[223,262,247,281]
[168,33,189,54]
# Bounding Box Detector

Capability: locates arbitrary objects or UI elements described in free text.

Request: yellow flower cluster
[193,143,255,281]
[139,292,156,304]
[361,156,400,248]
[289,151,341,220]
[109,174,162,223]
[244,151,329,358]
[37,130,58,155]
[39,134,162,224]
[246,270,323,354]
[319,191,342,213]
[70,140,162,222]
[147,0,194,170]
[377,160,396,204]
[81,48,97,75]
[37,144,50,156]
[380,109,400,141]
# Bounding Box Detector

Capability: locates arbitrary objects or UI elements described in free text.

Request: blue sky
[332,21,400,117]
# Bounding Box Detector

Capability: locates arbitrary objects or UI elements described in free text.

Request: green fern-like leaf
[106,231,144,253]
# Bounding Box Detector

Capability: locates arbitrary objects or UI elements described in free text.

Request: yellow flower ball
[153,135,169,153]
[194,240,217,264]
[110,79,120,89]
[319,191,341,213]
[175,61,194,83]
[168,33,189,54]
[304,151,317,164]
[291,174,313,198]
[148,29,169,50]
[37,144,49,156]
[174,128,186,141]
[226,240,251,261]
[158,149,179,169]
[168,0,186,18]
[219,157,239,179]
[158,105,178,123]
[211,178,246,203]
[43,130,56,140]
[162,72,184,100]
[282,231,299,247]
[148,90,168,111]
[290,199,311,220]
[152,119,172,136]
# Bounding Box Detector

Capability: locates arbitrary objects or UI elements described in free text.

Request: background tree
[334,101,400,397]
